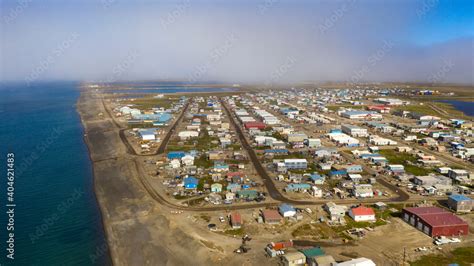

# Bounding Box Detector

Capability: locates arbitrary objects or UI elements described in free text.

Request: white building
[328,132,360,146]
[342,124,368,137]
[178,131,199,140]
[348,206,376,222]
[311,186,323,198]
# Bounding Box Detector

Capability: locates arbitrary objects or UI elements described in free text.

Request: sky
[1,0,473,84]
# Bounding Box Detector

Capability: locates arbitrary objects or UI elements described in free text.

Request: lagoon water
[0,82,109,265]
[438,100,474,116]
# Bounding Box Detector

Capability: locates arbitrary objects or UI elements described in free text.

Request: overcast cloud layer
[1,0,473,84]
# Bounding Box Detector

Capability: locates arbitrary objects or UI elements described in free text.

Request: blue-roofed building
[213,161,229,172]
[279,203,296,217]
[309,174,325,185]
[168,151,186,160]
[329,170,347,177]
[184,177,198,190]
[285,183,311,192]
[447,194,473,213]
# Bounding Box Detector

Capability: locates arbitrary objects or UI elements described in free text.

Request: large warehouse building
[402,207,469,237]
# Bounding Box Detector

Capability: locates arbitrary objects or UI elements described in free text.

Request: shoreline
[76,86,231,265]
[77,88,114,265]
[76,86,114,265]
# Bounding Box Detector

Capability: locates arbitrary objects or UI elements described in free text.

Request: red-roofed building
[402,207,468,237]
[348,206,376,222]
[367,105,391,113]
[271,240,293,250]
[261,209,282,224]
[244,122,266,130]
[230,212,242,229]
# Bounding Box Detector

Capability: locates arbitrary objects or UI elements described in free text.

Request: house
[306,138,321,148]
[230,212,242,229]
[261,209,282,224]
[299,248,325,265]
[309,174,325,185]
[448,169,470,183]
[447,194,473,213]
[210,183,223,193]
[169,159,181,168]
[324,202,347,222]
[340,110,382,120]
[348,206,376,222]
[402,207,469,237]
[348,174,363,184]
[279,203,297,217]
[244,122,266,130]
[311,186,323,197]
[327,132,360,147]
[413,175,452,186]
[178,130,199,140]
[282,251,306,266]
[208,150,224,160]
[284,159,308,170]
[181,155,194,166]
[183,177,198,190]
[310,255,336,266]
[213,161,229,172]
[168,151,186,160]
[337,258,376,266]
[341,124,368,137]
[226,183,241,193]
[387,164,405,174]
[314,148,339,158]
[285,183,312,193]
[236,190,258,200]
[353,184,373,198]
[287,133,307,143]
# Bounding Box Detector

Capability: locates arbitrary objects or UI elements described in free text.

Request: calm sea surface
[438,100,474,116]
[0,82,110,265]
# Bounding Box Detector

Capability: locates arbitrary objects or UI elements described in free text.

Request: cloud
[1,0,473,84]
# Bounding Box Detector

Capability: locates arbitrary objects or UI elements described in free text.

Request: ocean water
[0,82,110,265]
[438,100,474,116]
